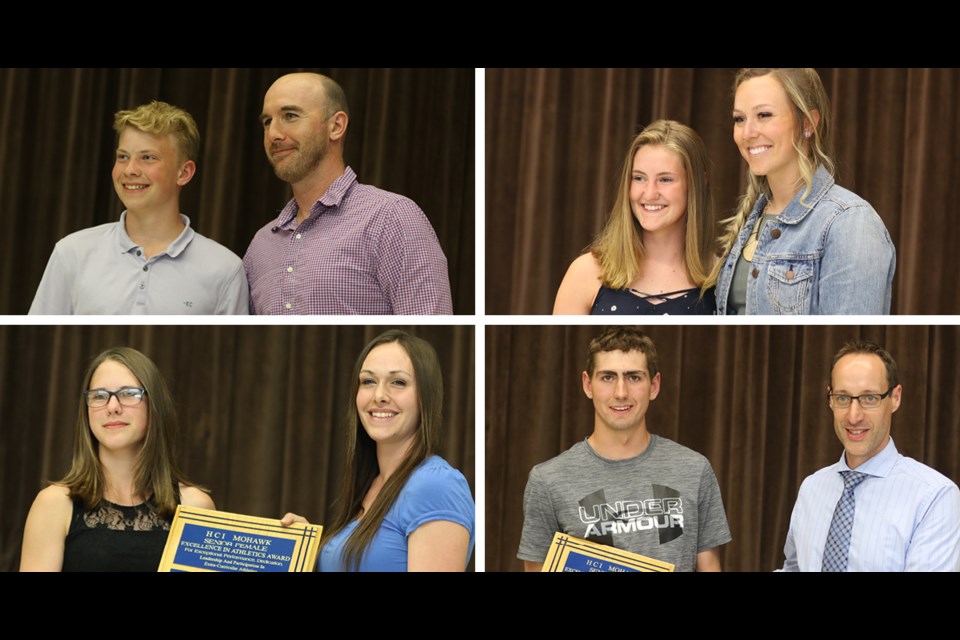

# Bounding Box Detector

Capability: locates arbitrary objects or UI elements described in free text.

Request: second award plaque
[542,532,675,572]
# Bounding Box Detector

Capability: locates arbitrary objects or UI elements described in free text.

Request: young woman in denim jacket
[707,68,895,315]
[553,120,718,315]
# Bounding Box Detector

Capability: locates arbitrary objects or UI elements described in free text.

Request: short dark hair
[830,340,899,388]
[319,75,350,118]
[585,327,659,378]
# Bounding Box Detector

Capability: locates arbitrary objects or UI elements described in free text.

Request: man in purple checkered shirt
[243,73,453,315]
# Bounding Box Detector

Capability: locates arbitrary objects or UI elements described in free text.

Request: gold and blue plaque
[542,532,675,572]
[158,506,322,572]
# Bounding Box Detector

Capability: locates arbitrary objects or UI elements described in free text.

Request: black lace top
[591,286,717,315]
[62,497,173,572]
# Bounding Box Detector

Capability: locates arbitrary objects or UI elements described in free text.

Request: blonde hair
[591,119,716,290]
[113,100,200,162]
[706,68,834,288]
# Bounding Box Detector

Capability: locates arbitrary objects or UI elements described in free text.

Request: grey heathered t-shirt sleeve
[518,465,561,563]
[696,460,732,552]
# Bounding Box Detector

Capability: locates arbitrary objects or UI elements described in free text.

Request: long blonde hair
[705,68,835,288]
[591,119,716,290]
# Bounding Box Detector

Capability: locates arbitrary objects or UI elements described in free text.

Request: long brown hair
[705,68,834,288]
[322,330,443,570]
[59,347,191,519]
[591,119,717,290]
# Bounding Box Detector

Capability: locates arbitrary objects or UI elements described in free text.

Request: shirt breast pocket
[765,260,815,315]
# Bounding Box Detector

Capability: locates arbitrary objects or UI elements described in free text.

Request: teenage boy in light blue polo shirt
[29,100,248,315]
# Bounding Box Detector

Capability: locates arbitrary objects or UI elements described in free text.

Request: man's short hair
[831,340,899,388]
[585,327,659,378]
[318,75,350,118]
[113,100,200,162]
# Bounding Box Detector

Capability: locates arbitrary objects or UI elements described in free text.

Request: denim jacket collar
[771,165,836,225]
[716,162,895,315]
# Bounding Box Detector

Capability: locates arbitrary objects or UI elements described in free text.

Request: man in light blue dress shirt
[781,341,960,571]
[29,101,248,315]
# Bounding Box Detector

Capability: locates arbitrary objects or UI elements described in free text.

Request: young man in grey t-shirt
[518,327,732,572]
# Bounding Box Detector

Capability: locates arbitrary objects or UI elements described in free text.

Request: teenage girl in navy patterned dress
[554,120,718,315]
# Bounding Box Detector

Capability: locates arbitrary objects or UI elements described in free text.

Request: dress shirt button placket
[281,228,303,314]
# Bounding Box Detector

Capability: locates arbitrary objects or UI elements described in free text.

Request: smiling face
[733,75,804,187]
[112,127,194,214]
[87,359,148,454]
[629,144,688,235]
[260,75,334,185]
[582,349,661,435]
[356,342,421,451]
[830,353,901,469]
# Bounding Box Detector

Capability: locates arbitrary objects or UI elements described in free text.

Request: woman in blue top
[708,68,895,314]
[553,120,718,315]
[285,330,474,571]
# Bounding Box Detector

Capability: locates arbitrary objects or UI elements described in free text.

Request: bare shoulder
[32,484,72,512]
[553,253,603,315]
[27,485,73,537]
[568,252,603,277]
[21,485,72,571]
[180,485,216,510]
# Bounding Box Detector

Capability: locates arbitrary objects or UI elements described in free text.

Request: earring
[804,131,812,139]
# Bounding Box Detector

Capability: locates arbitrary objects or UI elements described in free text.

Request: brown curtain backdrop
[486,324,960,572]
[485,68,960,315]
[0,325,474,572]
[0,67,474,314]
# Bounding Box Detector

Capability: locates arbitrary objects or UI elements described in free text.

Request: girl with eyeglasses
[20,347,213,571]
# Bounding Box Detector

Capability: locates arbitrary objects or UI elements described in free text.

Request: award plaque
[541,532,675,572]
[158,506,322,572]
